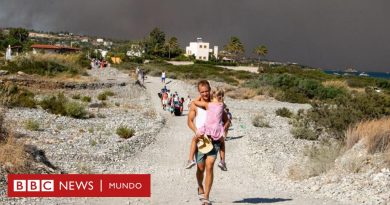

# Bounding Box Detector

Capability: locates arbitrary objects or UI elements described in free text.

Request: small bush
[116,126,135,139]
[72,93,81,99]
[252,114,271,128]
[40,93,67,116]
[289,141,343,180]
[102,90,115,97]
[0,134,30,173]
[97,93,107,101]
[64,102,87,119]
[290,114,318,140]
[276,107,293,118]
[0,83,37,108]
[227,88,257,99]
[81,96,91,103]
[24,119,40,131]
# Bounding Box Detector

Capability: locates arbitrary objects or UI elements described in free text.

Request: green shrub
[98,90,114,101]
[102,90,115,97]
[252,114,271,128]
[303,91,390,140]
[65,102,87,119]
[0,83,37,108]
[72,93,81,99]
[24,119,40,131]
[40,93,67,116]
[247,73,346,103]
[116,126,135,139]
[276,107,293,118]
[97,93,107,101]
[1,56,82,76]
[81,96,91,103]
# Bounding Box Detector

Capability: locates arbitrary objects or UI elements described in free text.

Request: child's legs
[219,137,225,161]
[188,135,198,161]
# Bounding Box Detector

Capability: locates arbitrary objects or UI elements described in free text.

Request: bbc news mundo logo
[14,180,54,192]
[8,174,150,197]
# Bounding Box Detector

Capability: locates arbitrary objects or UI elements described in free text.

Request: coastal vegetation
[0,53,89,77]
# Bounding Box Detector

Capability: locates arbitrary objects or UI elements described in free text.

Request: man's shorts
[162,99,168,105]
[162,77,166,81]
[195,140,221,164]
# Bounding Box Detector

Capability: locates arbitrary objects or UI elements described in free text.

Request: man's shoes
[185,160,196,169]
[218,161,228,171]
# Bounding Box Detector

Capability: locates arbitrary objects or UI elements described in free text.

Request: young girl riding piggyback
[185,87,228,171]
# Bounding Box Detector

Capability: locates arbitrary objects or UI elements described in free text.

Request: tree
[6,28,30,52]
[223,36,245,62]
[254,45,268,66]
[145,27,165,57]
[9,28,29,44]
[164,37,182,59]
[0,29,6,50]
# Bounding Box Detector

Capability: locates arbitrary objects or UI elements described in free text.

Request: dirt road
[82,73,341,205]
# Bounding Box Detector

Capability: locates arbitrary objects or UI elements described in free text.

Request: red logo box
[8,174,151,197]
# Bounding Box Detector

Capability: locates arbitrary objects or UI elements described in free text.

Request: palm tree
[223,36,245,62]
[254,45,268,66]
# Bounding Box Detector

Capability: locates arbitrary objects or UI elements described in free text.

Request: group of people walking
[158,85,189,116]
[90,58,109,69]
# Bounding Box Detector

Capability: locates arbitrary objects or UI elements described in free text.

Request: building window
[199,45,202,48]
[204,45,207,49]
[203,56,206,60]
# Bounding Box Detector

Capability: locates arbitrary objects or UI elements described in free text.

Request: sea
[323,70,390,80]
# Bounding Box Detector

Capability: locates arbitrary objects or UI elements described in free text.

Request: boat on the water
[359,72,369,77]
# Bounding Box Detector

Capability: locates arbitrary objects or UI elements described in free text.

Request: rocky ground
[0,67,389,204]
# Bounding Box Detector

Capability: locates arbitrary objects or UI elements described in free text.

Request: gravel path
[81,75,342,205]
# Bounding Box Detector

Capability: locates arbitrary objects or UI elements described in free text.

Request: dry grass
[346,117,390,154]
[143,109,157,119]
[322,80,365,93]
[227,87,257,99]
[252,113,271,128]
[0,133,30,173]
[288,141,343,180]
[322,80,349,89]
[32,53,80,67]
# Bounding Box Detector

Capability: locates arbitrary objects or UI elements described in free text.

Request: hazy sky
[1,0,390,72]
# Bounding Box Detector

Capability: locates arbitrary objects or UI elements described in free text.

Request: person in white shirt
[161,71,166,83]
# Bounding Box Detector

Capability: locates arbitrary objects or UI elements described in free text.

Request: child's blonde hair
[211,87,225,102]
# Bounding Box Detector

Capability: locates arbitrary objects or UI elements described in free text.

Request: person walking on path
[187,80,230,205]
[161,71,166,83]
[191,88,228,171]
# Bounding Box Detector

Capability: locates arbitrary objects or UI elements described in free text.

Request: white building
[103,41,113,46]
[126,44,144,57]
[96,38,104,43]
[185,38,218,61]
